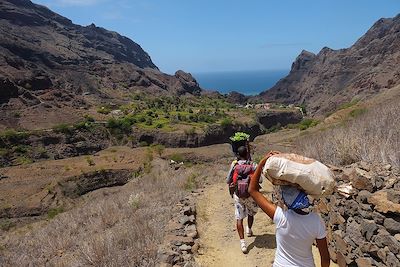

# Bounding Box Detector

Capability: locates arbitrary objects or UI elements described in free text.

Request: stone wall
[157,194,199,267]
[319,162,400,267]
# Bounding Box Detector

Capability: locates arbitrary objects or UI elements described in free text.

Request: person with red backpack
[226,145,262,253]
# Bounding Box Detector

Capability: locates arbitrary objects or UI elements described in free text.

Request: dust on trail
[194,181,338,267]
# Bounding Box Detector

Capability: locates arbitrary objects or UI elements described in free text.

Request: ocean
[193,69,289,96]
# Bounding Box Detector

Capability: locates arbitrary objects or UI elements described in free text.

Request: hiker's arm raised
[249,151,278,220]
[316,237,330,267]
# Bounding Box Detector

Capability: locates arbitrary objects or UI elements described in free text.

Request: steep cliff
[260,14,400,115]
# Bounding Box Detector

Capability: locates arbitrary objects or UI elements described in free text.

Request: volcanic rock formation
[260,14,400,115]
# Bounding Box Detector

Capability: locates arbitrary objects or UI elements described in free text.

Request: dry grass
[296,100,399,167]
[0,159,201,267]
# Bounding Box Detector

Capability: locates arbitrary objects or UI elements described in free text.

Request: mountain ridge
[259,14,400,115]
[0,0,202,130]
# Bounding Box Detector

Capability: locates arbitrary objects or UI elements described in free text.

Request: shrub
[131,169,142,178]
[298,118,319,130]
[0,148,8,157]
[127,193,141,209]
[97,106,112,114]
[139,141,148,147]
[349,108,367,118]
[184,127,196,135]
[13,145,29,154]
[47,207,64,219]
[106,117,132,134]
[84,115,95,122]
[53,123,72,134]
[0,129,29,142]
[74,117,95,130]
[267,123,282,133]
[0,219,15,231]
[85,156,95,166]
[183,173,198,191]
[37,147,49,158]
[145,117,153,126]
[299,104,307,115]
[15,156,33,165]
[338,99,359,110]
[170,153,184,163]
[220,117,233,128]
[152,144,165,157]
[188,114,198,122]
[143,149,153,173]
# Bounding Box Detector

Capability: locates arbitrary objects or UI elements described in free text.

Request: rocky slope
[319,161,400,267]
[260,14,400,116]
[0,0,202,130]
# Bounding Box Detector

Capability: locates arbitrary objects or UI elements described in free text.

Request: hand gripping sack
[262,153,335,198]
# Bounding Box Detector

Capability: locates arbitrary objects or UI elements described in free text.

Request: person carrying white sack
[249,151,331,267]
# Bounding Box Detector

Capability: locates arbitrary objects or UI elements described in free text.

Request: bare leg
[248,215,254,229]
[236,219,244,239]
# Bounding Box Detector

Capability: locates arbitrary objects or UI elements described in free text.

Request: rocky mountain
[0,0,202,130]
[259,14,400,116]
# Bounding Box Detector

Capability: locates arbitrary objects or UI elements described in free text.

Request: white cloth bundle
[262,153,335,198]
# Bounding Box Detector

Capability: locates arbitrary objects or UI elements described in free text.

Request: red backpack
[232,162,254,198]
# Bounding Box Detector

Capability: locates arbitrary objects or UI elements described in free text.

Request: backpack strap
[232,161,239,185]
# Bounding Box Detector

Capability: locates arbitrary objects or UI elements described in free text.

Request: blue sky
[33,0,399,74]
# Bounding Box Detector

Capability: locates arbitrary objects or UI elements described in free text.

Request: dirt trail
[195,181,338,267]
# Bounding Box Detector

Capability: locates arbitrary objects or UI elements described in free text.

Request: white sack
[262,153,335,198]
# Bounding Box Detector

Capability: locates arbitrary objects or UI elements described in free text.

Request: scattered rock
[349,168,374,191]
[361,219,378,241]
[384,218,400,235]
[394,234,400,242]
[0,174,9,180]
[355,257,373,267]
[386,252,400,267]
[368,189,400,214]
[179,244,192,252]
[357,190,372,204]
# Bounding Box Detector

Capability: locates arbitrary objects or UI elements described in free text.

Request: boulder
[355,257,373,267]
[368,189,400,214]
[374,235,400,254]
[349,168,374,191]
[386,252,400,267]
[329,211,346,225]
[357,190,372,204]
[377,247,390,262]
[361,219,378,241]
[384,218,400,235]
[178,244,192,252]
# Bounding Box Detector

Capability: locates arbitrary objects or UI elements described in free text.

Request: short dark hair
[237,146,248,159]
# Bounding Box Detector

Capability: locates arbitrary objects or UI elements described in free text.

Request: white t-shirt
[273,206,326,267]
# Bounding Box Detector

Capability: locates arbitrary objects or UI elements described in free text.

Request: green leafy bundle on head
[229,132,250,142]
